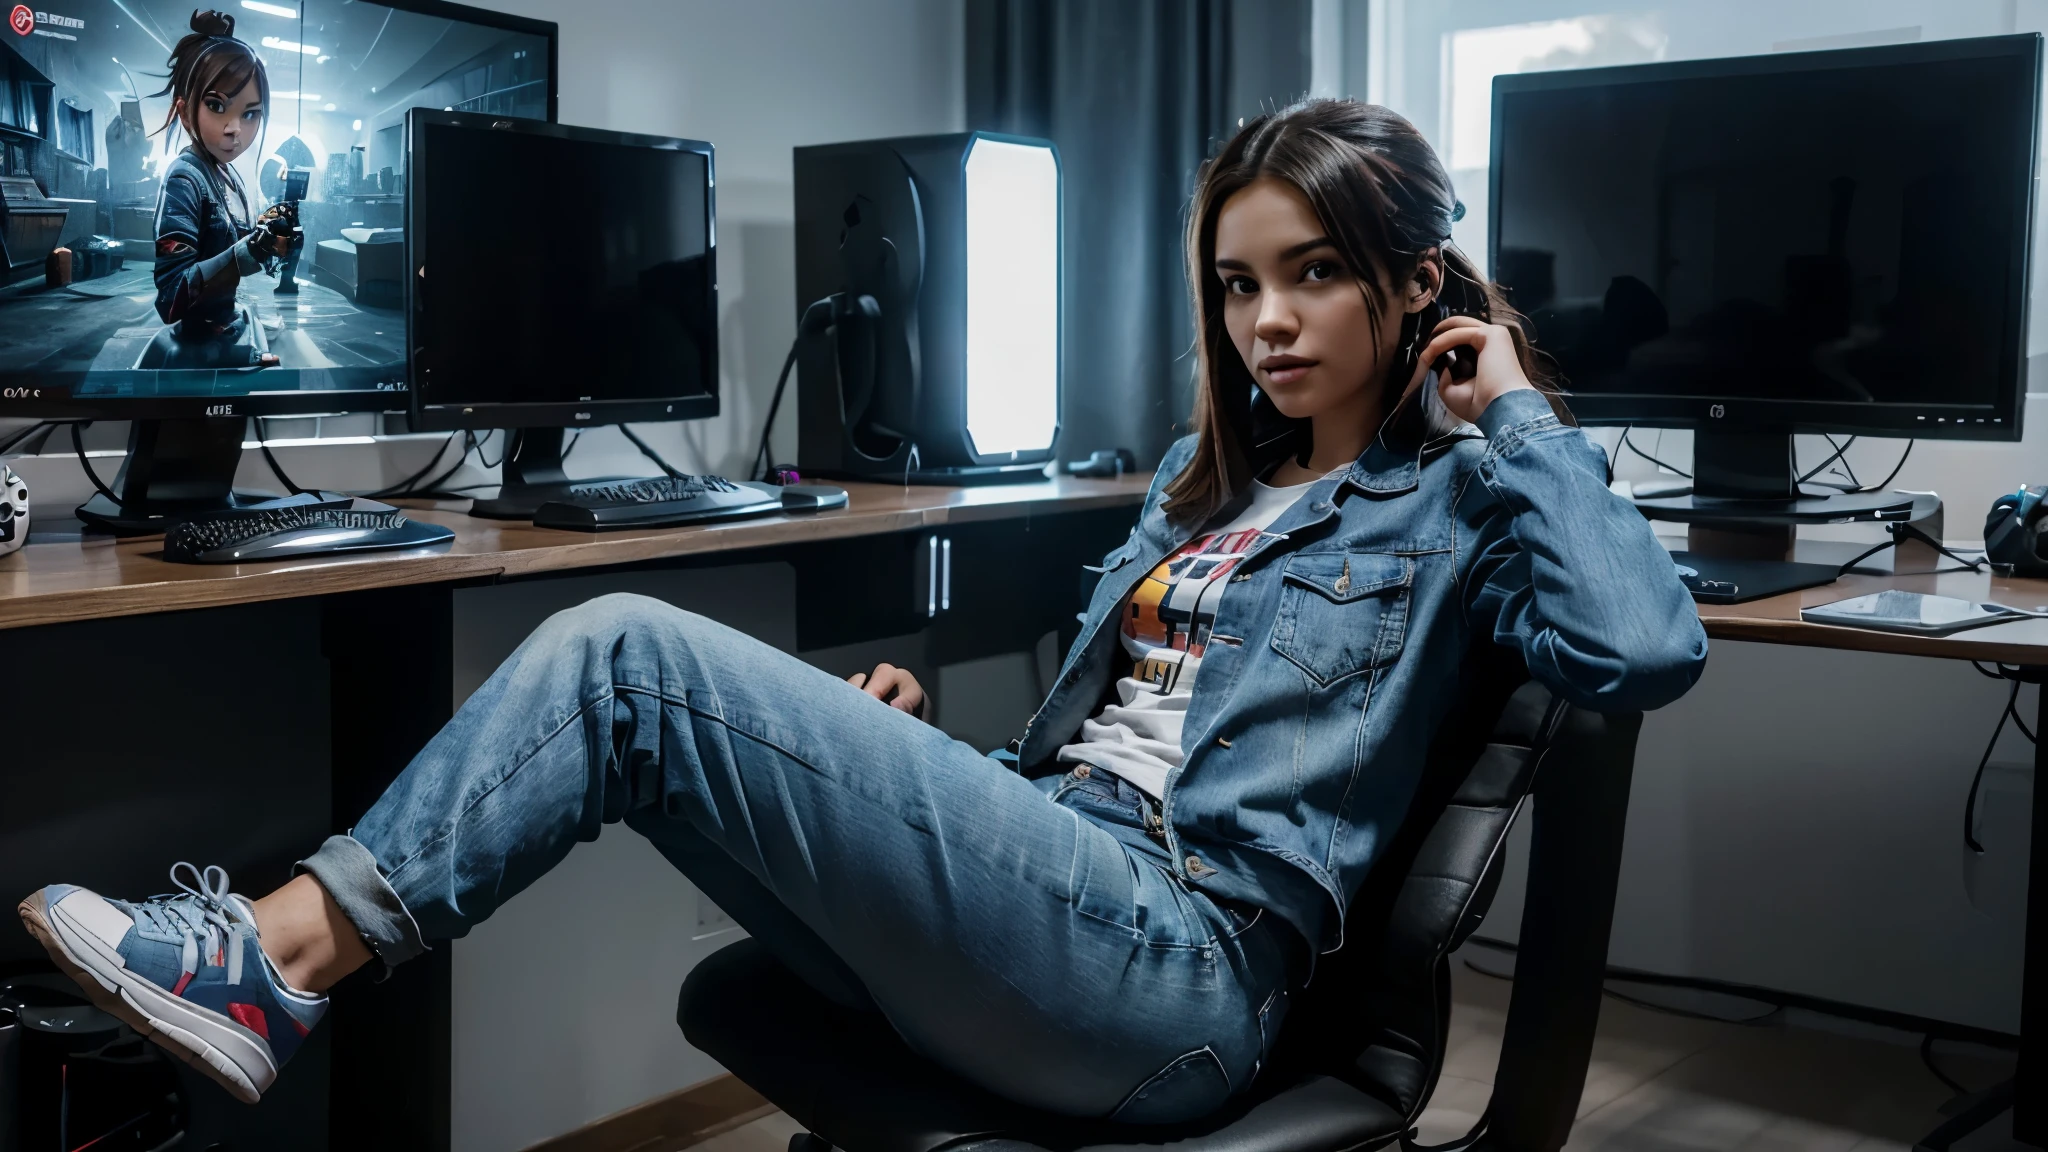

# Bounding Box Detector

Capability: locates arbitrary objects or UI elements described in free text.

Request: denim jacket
[1015,389,1708,954]
[154,147,260,336]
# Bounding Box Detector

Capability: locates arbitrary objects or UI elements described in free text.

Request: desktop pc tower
[793,132,1063,484]
[1490,33,2041,598]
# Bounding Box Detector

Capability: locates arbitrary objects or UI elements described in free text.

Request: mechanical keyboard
[163,502,456,563]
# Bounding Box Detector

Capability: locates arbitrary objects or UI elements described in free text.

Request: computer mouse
[780,484,849,512]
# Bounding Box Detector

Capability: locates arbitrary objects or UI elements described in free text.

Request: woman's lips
[1260,356,1316,386]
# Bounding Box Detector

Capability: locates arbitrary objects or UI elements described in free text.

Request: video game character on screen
[0,0,549,403]
[147,9,295,370]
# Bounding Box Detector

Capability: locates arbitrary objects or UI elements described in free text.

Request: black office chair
[679,656,1643,1152]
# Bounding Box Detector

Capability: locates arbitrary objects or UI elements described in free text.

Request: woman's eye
[244,109,263,121]
[1225,275,1257,296]
[1303,260,1342,283]
[204,99,226,114]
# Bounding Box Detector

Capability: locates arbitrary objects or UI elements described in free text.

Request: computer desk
[0,474,1151,1152]
[3,482,2043,1150]
[1697,565,2048,1150]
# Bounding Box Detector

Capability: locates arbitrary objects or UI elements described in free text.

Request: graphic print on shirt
[1125,527,1270,694]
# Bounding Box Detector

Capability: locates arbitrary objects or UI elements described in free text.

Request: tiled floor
[693,947,2022,1151]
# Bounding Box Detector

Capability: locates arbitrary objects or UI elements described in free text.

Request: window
[57,99,91,163]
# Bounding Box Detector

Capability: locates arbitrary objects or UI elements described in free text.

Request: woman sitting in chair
[20,100,1705,1124]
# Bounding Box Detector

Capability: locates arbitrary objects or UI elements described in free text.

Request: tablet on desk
[1801,590,2027,636]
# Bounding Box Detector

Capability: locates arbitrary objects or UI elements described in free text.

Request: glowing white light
[260,36,320,55]
[322,103,335,111]
[271,91,322,101]
[241,1,298,17]
[351,118,361,130]
[963,137,1059,458]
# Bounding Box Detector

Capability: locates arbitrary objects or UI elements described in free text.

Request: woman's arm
[1457,390,1706,711]
[152,172,265,324]
[1421,318,1707,712]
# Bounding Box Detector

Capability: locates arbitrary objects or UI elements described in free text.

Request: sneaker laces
[128,862,251,987]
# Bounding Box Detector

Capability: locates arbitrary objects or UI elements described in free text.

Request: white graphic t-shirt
[1056,475,1319,798]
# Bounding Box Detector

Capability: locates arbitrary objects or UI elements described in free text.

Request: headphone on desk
[0,464,25,558]
[1984,485,2048,575]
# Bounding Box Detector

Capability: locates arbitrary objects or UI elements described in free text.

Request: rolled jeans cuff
[296,833,429,970]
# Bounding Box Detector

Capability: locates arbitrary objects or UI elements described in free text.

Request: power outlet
[693,891,739,941]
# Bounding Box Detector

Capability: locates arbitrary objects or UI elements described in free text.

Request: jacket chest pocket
[1269,551,1412,686]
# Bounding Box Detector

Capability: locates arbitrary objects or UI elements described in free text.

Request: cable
[411,431,476,496]
[618,424,684,477]
[365,432,464,499]
[473,429,505,471]
[1921,1034,1975,1097]
[1861,439,1914,493]
[1835,522,1984,578]
[1964,675,2027,854]
[70,422,120,505]
[1463,955,1779,1026]
[1798,435,1856,485]
[1598,982,1781,1026]
[0,420,53,456]
[753,335,801,481]
[1619,428,1691,479]
[255,418,309,496]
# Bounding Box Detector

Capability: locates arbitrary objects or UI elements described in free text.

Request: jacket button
[1311,501,1330,512]
[1186,855,1205,872]
[1074,764,1092,778]
[1216,736,1231,748]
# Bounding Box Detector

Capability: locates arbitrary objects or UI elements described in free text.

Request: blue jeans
[299,593,1298,1123]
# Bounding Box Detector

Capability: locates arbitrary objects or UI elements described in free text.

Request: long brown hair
[151,9,268,156]
[1163,98,1568,524]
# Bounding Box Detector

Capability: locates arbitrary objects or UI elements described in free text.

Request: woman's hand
[1402,314,1537,426]
[847,662,932,722]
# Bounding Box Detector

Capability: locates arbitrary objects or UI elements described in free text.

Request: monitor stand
[1631,431,1920,603]
[467,427,642,520]
[75,417,348,536]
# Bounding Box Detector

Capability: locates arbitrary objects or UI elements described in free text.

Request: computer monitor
[1490,34,2041,520]
[0,0,556,530]
[405,112,717,517]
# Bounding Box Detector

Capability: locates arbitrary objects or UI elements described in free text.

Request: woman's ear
[1403,250,1443,315]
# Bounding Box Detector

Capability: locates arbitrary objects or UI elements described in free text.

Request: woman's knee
[532,593,705,656]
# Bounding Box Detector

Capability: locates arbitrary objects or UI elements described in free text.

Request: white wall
[429,4,965,1148]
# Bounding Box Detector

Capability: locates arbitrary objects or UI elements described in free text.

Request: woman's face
[184,80,263,164]
[1213,177,1421,421]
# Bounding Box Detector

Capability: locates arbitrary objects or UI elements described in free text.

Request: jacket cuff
[1474,388,1557,442]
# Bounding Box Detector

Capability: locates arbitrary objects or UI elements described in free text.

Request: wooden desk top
[1699,566,2048,666]
[0,475,1152,632]
[11,471,2048,665]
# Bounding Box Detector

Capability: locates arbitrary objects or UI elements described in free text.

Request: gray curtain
[967,0,1310,470]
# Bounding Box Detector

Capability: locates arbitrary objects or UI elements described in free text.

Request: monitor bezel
[0,0,559,422]
[1488,33,2042,442]
[404,111,720,432]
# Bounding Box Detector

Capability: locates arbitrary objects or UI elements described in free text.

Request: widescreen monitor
[1491,34,2040,442]
[0,0,555,421]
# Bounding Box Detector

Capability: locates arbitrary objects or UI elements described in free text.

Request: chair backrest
[1272,648,1563,1126]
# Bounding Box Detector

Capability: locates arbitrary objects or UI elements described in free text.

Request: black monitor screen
[1493,39,2037,433]
[0,0,550,413]
[408,118,715,423]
